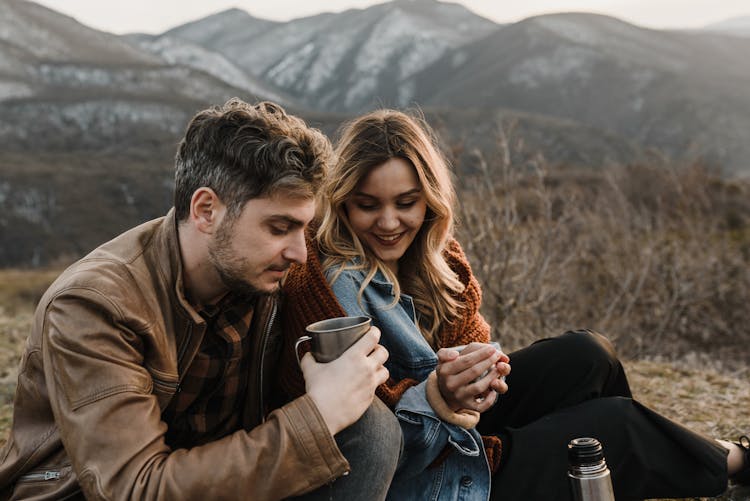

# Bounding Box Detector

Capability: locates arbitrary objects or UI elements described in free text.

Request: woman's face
[344,157,427,274]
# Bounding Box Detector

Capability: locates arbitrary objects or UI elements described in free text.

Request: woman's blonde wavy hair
[317,109,464,348]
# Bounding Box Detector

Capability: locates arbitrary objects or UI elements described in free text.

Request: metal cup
[295,316,371,363]
[449,341,504,382]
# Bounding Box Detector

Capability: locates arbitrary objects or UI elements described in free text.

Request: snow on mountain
[126,34,290,104]
[0,80,34,101]
[169,0,498,111]
[164,8,278,50]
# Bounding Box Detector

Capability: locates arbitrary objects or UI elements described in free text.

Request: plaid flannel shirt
[163,294,254,448]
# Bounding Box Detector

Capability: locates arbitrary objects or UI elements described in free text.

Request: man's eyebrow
[265,215,306,227]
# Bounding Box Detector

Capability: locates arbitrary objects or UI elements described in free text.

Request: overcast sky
[32,0,750,34]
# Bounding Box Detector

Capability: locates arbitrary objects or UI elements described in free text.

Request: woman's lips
[373,232,404,247]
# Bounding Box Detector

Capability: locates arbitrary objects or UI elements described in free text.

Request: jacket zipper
[17,470,61,482]
[258,300,277,423]
[152,323,194,397]
[172,323,196,393]
[177,323,193,367]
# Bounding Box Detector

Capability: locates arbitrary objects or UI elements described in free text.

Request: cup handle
[295,335,312,365]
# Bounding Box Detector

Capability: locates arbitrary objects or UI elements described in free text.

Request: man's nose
[282,231,307,264]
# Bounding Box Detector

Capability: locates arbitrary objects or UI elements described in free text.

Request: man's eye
[270,226,290,235]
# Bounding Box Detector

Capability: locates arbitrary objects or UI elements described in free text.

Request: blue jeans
[292,397,402,500]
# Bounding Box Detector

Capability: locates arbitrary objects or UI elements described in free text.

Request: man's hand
[301,326,389,435]
[435,342,511,413]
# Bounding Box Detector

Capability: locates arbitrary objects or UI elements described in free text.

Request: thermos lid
[568,437,605,466]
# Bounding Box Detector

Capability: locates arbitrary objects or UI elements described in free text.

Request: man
[0,99,401,500]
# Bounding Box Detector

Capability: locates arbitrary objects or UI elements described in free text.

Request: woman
[280,109,749,500]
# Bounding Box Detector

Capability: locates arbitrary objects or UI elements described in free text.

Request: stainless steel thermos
[568,437,616,501]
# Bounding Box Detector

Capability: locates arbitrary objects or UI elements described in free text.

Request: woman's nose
[376,208,399,231]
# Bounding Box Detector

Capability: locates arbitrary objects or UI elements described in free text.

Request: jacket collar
[348,257,398,297]
[152,208,206,326]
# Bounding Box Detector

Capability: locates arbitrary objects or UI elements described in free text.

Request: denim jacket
[326,264,491,501]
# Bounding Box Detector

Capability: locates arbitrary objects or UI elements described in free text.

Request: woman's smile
[344,157,427,274]
[373,232,406,245]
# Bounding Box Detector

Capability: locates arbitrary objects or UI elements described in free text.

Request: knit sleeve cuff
[424,371,480,429]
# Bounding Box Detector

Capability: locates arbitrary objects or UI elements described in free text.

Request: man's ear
[189,187,225,235]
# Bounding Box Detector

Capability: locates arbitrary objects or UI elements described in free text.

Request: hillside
[1,0,750,266]
[0,103,646,268]
[161,5,750,175]
[0,0,285,156]
[166,0,498,111]
[704,15,750,37]
[415,13,750,174]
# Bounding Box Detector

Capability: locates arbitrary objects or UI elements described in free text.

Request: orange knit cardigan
[278,236,502,472]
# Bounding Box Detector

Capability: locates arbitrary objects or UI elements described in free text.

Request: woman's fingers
[435,342,513,411]
[438,344,499,377]
[437,355,503,410]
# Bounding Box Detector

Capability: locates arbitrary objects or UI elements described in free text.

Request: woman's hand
[435,342,511,413]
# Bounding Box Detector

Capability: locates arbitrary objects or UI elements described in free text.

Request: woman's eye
[356,204,378,211]
[397,200,417,208]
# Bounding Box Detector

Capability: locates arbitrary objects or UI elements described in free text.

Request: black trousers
[478,330,728,501]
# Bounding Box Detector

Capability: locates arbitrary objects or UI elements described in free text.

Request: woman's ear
[189,187,225,235]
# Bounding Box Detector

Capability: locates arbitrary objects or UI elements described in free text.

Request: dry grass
[625,359,750,501]
[0,270,747,499]
[0,268,60,315]
[625,359,749,441]
[0,268,57,446]
[0,310,31,446]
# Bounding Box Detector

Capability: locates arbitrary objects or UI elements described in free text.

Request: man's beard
[207,218,279,301]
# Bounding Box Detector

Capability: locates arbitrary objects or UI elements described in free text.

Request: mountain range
[0,0,749,267]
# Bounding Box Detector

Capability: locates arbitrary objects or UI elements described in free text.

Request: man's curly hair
[174,99,332,221]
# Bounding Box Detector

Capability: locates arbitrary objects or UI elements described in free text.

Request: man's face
[208,192,315,298]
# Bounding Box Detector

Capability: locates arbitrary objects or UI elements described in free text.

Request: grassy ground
[624,361,749,501]
[0,267,51,447]
[630,360,750,501]
[0,269,747,500]
[625,360,749,441]
[0,310,30,445]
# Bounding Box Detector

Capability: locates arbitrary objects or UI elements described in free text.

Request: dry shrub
[456,143,750,369]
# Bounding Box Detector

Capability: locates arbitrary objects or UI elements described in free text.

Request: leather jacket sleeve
[42,286,349,500]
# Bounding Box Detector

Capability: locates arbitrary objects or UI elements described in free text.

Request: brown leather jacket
[0,210,349,500]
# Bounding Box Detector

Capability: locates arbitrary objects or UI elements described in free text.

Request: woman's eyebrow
[397,188,422,197]
[352,188,422,198]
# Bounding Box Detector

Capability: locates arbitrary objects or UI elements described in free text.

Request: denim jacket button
[460,475,473,486]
